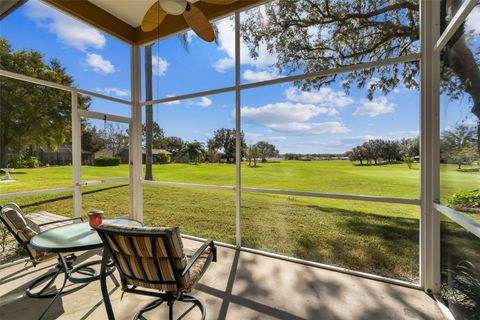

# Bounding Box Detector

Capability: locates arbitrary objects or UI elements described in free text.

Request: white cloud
[284,87,354,108]
[466,6,480,34]
[245,132,287,144]
[241,86,355,135]
[213,58,235,73]
[152,56,169,77]
[85,53,115,74]
[306,135,378,152]
[267,121,350,135]
[96,87,130,97]
[164,95,180,105]
[242,69,279,82]
[213,18,277,72]
[353,97,395,117]
[387,130,419,139]
[24,0,106,51]
[189,97,212,107]
[242,102,349,135]
[464,117,479,126]
[242,102,332,125]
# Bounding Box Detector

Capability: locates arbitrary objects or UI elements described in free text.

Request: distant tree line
[284,153,347,161]
[347,138,417,166]
[347,125,478,169]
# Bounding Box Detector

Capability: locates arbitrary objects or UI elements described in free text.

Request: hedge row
[94,156,121,166]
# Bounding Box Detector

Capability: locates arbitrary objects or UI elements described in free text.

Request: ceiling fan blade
[201,0,238,4]
[141,2,168,32]
[183,3,215,42]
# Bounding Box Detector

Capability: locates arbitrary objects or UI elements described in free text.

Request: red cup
[88,210,104,229]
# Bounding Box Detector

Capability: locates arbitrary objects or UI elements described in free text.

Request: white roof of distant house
[141,147,172,155]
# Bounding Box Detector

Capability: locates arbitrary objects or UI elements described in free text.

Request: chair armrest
[181,240,217,277]
[38,217,83,227]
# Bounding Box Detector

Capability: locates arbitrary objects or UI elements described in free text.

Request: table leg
[36,254,69,320]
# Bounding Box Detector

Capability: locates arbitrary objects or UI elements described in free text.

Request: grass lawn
[1,160,478,282]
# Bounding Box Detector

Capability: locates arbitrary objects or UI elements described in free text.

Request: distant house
[117,147,172,164]
[36,144,93,165]
[95,148,117,159]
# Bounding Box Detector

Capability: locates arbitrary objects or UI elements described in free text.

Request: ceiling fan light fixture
[159,0,188,16]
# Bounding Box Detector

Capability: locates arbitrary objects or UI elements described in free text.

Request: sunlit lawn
[1,160,478,282]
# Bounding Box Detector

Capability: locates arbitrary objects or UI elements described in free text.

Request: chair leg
[182,294,206,320]
[130,294,205,320]
[133,298,164,320]
[168,301,173,320]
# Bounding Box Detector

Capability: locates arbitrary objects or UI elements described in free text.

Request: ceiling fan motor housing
[159,0,188,15]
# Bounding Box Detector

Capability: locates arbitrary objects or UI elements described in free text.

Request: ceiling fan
[141,0,237,42]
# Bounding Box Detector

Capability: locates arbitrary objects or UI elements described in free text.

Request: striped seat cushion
[99,223,213,293]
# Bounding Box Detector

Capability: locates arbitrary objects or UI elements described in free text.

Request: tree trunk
[145,45,153,181]
[444,0,480,154]
[0,144,7,167]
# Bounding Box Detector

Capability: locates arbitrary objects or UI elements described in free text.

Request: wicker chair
[97,223,217,320]
[0,202,85,298]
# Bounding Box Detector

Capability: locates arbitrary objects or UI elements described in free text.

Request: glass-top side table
[30,218,142,320]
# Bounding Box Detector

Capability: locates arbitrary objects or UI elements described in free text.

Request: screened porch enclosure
[1,0,479,319]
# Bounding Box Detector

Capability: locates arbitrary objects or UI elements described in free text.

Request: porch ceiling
[39,0,264,46]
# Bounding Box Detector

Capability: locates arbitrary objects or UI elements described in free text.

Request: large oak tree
[0,38,90,166]
[241,0,480,151]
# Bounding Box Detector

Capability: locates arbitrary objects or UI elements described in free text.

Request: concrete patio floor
[0,239,443,320]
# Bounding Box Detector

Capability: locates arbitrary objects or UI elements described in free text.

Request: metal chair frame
[97,227,217,320]
[0,204,88,298]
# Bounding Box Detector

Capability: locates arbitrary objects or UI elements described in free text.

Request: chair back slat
[97,224,187,291]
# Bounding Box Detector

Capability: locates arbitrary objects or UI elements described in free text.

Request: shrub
[94,156,121,166]
[8,155,39,168]
[8,154,25,168]
[449,189,480,212]
[24,156,40,168]
[154,153,171,164]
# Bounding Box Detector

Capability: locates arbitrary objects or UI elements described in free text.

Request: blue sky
[1,0,478,154]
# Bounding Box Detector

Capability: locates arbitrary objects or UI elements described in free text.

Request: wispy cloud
[164,95,180,105]
[245,132,287,144]
[189,97,212,107]
[24,0,106,51]
[242,69,279,82]
[285,87,354,108]
[213,18,277,72]
[96,87,130,97]
[242,102,349,135]
[353,97,395,117]
[152,56,169,76]
[85,53,115,74]
[241,86,353,135]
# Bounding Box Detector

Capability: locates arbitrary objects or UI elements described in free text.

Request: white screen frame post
[130,45,144,221]
[419,0,441,293]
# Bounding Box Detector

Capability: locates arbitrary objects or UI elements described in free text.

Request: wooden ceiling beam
[0,0,28,20]
[30,0,265,46]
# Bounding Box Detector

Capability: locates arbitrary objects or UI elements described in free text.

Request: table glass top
[30,218,142,252]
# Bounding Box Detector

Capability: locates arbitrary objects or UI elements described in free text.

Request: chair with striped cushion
[97,223,217,320]
[0,202,84,298]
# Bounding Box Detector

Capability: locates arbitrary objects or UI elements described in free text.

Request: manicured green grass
[1,161,478,281]
[3,161,478,200]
